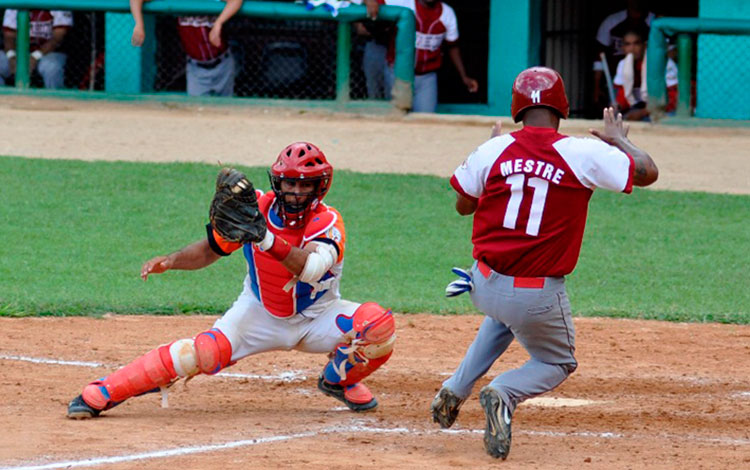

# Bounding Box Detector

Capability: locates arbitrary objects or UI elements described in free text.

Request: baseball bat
[599,52,617,109]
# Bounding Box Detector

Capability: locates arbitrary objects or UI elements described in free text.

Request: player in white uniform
[67,142,396,418]
[432,67,658,459]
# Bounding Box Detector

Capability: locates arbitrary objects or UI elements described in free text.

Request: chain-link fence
[0,7,396,101]
[696,34,750,120]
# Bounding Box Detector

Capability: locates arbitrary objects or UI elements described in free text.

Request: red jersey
[381,0,459,74]
[177,16,228,61]
[451,126,634,277]
[3,10,73,52]
[207,191,346,319]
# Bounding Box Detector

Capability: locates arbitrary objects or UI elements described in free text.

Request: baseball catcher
[67,142,396,419]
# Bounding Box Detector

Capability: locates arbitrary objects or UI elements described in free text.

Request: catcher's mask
[511,66,569,123]
[269,142,333,228]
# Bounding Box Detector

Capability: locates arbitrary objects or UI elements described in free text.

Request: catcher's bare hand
[210,168,267,244]
[141,256,172,280]
[589,106,629,145]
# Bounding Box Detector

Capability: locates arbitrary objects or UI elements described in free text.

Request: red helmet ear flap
[511,67,569,122]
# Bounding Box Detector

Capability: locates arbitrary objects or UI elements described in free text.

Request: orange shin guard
[81,329,233,410]
[82,344,177,410]
[338,351,392,387]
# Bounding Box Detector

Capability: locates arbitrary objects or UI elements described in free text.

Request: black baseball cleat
[430,387,465,429]
[317,375,378,412]
[479,386,512,460]
[67,394,101,419]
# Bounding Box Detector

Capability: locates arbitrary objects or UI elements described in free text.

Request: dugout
[2,0,748,121]
[438,0,700,118]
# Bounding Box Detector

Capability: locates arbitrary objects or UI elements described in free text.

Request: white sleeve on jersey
[441,3,459,42]
[666,58,678,87]
[553,137,633,192]
[51,11,74,28]
[613,59,626,86]
[453,134,516,199]
[3,10,18,30]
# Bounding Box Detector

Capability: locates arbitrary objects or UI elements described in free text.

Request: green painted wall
[697,0,750,119]
[104,13,155,93]
[442,0,536,116]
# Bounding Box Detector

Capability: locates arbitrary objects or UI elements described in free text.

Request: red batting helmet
[269,142,333,228]
[511,67,569,123]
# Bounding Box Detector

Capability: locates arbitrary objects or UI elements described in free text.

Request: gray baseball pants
[442,261,578,413]
[186,52,235,97]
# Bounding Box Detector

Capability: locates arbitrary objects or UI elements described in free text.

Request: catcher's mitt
[209,168,267,244]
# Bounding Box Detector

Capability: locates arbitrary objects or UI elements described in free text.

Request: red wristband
[267,235,292,261]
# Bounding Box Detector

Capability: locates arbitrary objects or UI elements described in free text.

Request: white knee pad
[169,339,199,378]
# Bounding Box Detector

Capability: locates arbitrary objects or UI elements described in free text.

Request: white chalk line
[0,354,102,368]
[0,353,307,382]
[2,422,747,470]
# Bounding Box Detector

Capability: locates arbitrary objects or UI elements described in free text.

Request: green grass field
[1,156,747,323]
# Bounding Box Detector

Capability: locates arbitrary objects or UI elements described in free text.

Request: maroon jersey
[177,16,227,61]
[3,9,73,52]
[451,126,634,277]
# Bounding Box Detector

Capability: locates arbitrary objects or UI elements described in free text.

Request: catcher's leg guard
[78,328,232,412]
[319,303,395,411]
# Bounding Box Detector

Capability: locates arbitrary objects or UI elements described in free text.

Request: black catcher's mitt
[209,168,267,244]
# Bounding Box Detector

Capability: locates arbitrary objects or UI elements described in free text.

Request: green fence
[0,0,415,111]
[647,17,750,121]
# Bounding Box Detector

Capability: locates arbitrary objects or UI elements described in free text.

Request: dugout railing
[647,17,750,121]
[0,0,416,111]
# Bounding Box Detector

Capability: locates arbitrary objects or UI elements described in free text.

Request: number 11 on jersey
[502,174,549,237]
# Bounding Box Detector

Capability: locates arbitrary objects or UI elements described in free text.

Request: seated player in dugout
[1,9,73,89]
[66,142,396,418]
[613,29,679,121]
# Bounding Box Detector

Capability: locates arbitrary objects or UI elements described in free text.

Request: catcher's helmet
[511,67,569,123]
[269,142,333,227]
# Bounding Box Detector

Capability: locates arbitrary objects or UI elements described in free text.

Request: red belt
[477,260,546,289]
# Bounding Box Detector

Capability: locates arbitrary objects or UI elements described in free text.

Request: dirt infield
[0,97,749,469]
[1,315,749,469]
[0,96,749,194]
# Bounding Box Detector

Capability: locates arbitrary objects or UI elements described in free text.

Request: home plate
[524,397,600,407]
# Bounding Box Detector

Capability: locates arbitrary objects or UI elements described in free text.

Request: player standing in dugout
[433,66,658,459]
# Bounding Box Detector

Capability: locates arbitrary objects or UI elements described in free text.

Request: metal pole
[335,20,351,103]
[676,33,693,118]
[15,9,30,89]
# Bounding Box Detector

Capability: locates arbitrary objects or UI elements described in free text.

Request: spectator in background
[612,30,678,121]
[130,0,243,97]
[364,0,478,112]
[592,0,654,114]
[355,20,393,99]
[0,9,72,89]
